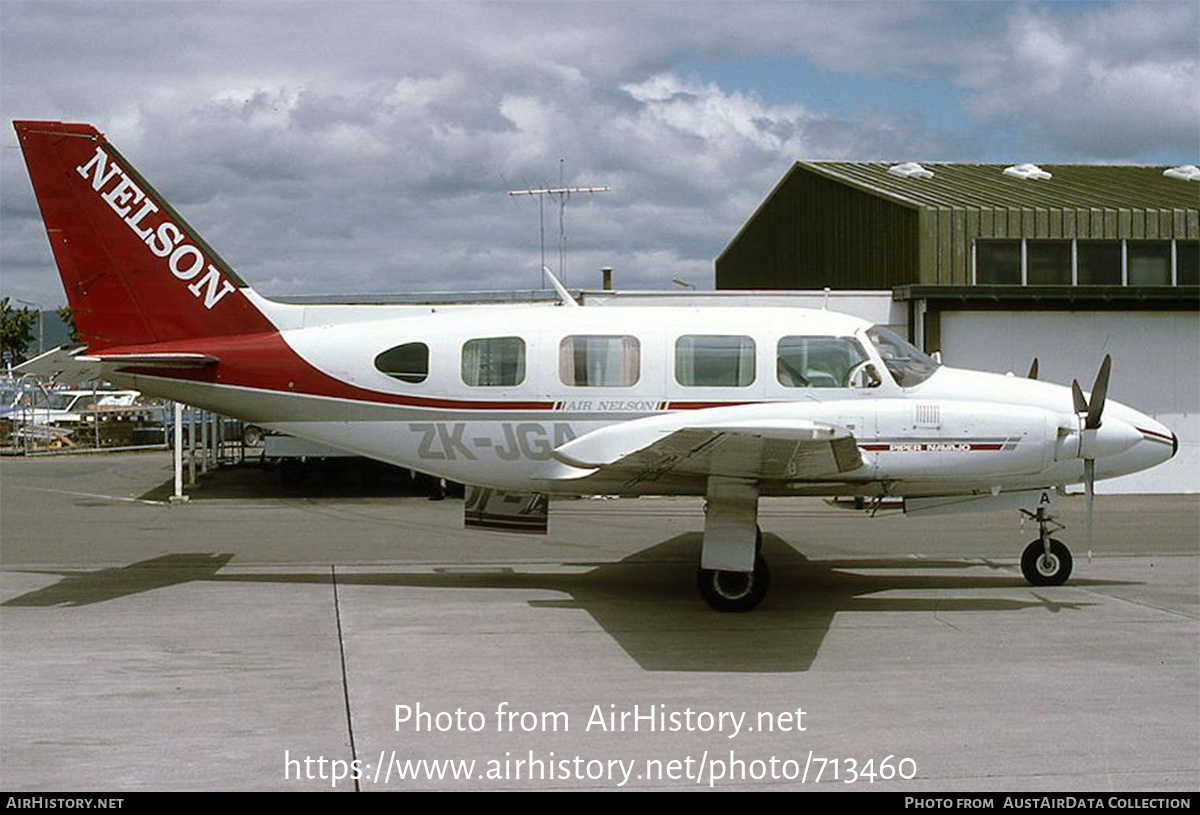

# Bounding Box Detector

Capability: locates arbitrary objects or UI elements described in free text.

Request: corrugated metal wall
[922,207,1200,285]
[716,167,919,289]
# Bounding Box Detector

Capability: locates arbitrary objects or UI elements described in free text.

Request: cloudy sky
[1,1,1197,308]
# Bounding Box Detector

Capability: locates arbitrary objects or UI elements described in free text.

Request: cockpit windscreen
[866,325,941,387]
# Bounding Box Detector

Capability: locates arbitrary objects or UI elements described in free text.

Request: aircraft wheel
[242,424,265,448]
[1020,539,1073,586]
[697,554,770,612]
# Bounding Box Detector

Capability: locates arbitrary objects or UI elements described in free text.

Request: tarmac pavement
[1,452,1197,791]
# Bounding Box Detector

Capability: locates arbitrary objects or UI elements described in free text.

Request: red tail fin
[14,121,275,351]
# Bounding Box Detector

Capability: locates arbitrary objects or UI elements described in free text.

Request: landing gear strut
[1019,507,1073,586]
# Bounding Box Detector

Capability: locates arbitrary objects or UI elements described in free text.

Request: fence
[1,402,251,464]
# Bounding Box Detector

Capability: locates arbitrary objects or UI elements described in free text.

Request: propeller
[1071,354,1112,546]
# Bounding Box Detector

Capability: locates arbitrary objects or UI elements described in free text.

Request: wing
[550,406,863,492]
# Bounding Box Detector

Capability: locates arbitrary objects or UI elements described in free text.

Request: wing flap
[589,426,862,483]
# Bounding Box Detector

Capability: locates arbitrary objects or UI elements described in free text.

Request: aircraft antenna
[542,265,580,308]
[509,167,609,288]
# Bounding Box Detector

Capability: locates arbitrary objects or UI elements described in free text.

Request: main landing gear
[697,478,769,611]
[697,527,769,612]
[1019,506,1073,586]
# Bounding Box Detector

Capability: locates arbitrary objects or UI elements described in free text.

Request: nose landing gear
[1019,507,1073,586]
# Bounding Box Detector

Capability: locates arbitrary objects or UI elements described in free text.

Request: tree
[1,297,34,365]
[56,305,80,343]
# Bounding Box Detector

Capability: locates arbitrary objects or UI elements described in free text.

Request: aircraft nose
[1133,416,1177,463]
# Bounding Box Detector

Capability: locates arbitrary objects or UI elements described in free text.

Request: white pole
[187,407,197,485]
[171,402,188,503]
[201,410,209,474]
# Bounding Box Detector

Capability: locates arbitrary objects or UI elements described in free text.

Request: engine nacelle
[1055,417,1142,462]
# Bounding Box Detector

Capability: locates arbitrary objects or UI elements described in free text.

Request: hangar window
[1127,241,1171,286]
[777,337,869,388]
[975,240,1021,284]
[374,342,429,383]
[559,335,640,387]
[1179,241,1199,286]
[1027,241,1071,285]
[1077,241,1121,285]
[462,337,525,387]
[675,335,755,387]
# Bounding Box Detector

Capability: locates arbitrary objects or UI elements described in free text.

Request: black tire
[697,554,770,612]
[243,425,265,448]
[1020,539,1073,586]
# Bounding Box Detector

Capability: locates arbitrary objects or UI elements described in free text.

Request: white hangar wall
[939,310,1199,494]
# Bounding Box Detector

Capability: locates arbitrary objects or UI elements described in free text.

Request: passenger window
[374,342,429,383]
[462,337,525,386]
[675,335,755,387]
[559,335,640,387]
[777,337,869,388]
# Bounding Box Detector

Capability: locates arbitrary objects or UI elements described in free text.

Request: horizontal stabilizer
[15,345,98,381]
[77,352,219,368]
[15,345,218,381]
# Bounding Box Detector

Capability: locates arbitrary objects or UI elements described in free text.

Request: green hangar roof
[799,162,1199,211]
[716,161,1200,291]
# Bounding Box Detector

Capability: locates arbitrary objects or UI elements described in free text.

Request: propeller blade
[1071,380,1088,415]
[1083,458,1095,550]
[1085,354,1111,430]
[1027,357,1039,380]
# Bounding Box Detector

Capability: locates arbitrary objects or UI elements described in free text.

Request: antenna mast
[508,163,609,288]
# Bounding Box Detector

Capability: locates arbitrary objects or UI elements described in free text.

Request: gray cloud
[2,1,1195,308]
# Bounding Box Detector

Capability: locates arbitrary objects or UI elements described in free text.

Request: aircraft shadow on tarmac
[3,536,1119,672]
[137,463,449,501]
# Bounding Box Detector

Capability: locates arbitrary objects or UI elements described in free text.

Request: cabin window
[675,335,755,387]
[374,342,429,383]
[777,337,869,388]
[559,335,640,387]
[462,337,525,386]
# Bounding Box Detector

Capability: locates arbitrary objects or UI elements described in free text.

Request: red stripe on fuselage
[860,443,1004,452]
[107,332,557,411]
[665,401,753,410]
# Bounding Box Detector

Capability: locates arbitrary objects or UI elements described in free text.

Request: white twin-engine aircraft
[14,120,1178,611]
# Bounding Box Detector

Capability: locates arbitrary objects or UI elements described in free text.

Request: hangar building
[715,161,1200,493]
